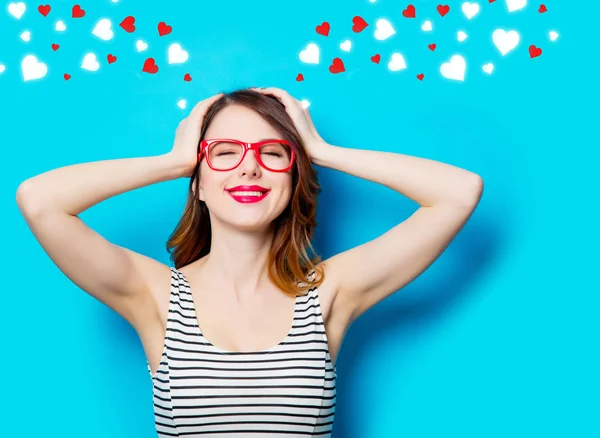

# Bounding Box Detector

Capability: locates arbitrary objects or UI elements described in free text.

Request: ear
[191,172,205,202]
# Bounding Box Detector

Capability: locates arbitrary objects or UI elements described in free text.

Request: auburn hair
[166,88,325,297]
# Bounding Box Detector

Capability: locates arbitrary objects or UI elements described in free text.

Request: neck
[200,224,275,303]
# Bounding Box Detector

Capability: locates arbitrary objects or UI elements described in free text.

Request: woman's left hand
[249,87,331,163]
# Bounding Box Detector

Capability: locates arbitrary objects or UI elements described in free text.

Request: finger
[254,87,302,111]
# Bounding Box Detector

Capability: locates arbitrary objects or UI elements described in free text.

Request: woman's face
[196,104,294,232]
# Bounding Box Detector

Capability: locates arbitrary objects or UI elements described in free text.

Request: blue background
[2,0,597,436]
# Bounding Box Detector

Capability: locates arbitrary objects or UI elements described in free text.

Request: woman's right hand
[168,92,224,178]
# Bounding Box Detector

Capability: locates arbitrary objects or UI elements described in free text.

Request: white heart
[168,43,189,64]
[55,20,66,32]
[462,2,480,19]
[549,31,559,42]
[421,20,433,32]
[340,40,352,52]
[20,30,31,42]
[0,64,6,73]
[81,53,100,71]
[21,55,47,81]
[440,55,466,81]
[482,63,494,74]
[374,19,395,41]
[177,99,187,109]
[506,0,527,12]
[457,31,468,42]
[92,19,113,41]
[136,40,148,52]
[387,53,406,72]
[299,43,319,64]
[492,29,520,55]
[8,2,26,19]
[301,100,310,109]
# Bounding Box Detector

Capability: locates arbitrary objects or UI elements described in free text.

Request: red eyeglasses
[198,138,296,172]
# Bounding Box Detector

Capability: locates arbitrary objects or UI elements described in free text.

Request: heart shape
[295,73,304,82]
[38,4,51,17]
[421,20,432,31]
[8,2,26,19]
[177,99,187,109]
[52,43,59,51]
[92,18,114,41]
[402,5,416,18]
[416,73,424,81]
[64,73,71,81]
[107,54,117,64]
[437,4,450,17]
[81,53,100,71]
[136,40,148,52]
[158,21,172,36]
[352,16,368,33]
[340,39,351,52]
[457,31,468,42]
[20,31,31,42]
[55,20,66,31]
[506,0,526,12]
[315,22,330,36]
[388,53,406,71]
[492,29,520,56]
[184,73,192,82]
[329,58,345,74]
[428,43,437,51]
[168,43,189,64]
[539,4,547,13]
[299,43,319,64]
[371,53,381,64]
[529,45,542,58]
[21,54,48,81]
[143,57,159,74]
[549,31,559,42]
[461,2,480,19]
[72,4,85,18]
[440,54,466,81]
[119,16,136,33]
[482,63,494,74]
[374,18,395,41]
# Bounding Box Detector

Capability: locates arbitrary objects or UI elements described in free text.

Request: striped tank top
[147,267,337,437]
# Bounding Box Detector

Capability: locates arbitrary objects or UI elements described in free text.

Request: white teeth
[230,191,264,196]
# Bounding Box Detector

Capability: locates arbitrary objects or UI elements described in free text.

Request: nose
[238,145,262,175]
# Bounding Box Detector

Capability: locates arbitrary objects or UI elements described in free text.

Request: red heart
[107,54,117,64]
[370,53,381,64]
[296,73,304,82]
[315,22,330,36]
[352,16,368,33]
[437,4,450,17]
[489,0,496,2]
[158,21,172,36]
[72,5,85,18]
[51,43,59,51]
[329,58,345,74]
[402,5,416,18]
[539,4,547,13]
[184,73,192,82]
[529,45,542,58]
[428,43,437,51]
[38,5,51,17]
[119,16,136,33]
[417,73,424,81]
[63,73,71,81]
[142,57,159,74]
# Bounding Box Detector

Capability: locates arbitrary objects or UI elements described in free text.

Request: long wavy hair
[166,88,325,296]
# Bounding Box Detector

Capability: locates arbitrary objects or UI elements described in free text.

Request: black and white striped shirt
[147,267,337,436]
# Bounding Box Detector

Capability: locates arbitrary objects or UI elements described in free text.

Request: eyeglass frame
[198,138,297,172]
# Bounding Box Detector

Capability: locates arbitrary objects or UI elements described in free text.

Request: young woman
[16,87,483,437]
